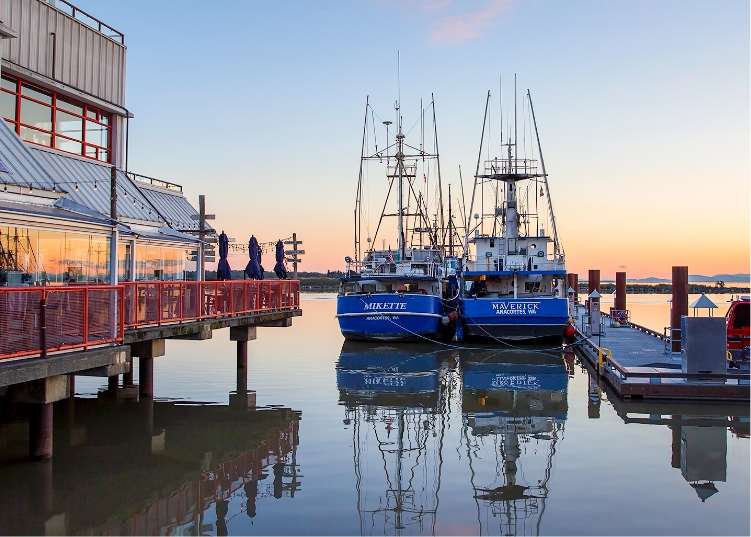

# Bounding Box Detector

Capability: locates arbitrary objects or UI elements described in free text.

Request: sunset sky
[81,0,749,278]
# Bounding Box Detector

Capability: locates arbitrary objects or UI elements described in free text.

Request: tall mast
[396,104,406,259]
[513,73,517,173]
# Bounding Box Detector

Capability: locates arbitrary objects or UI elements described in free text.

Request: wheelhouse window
[0,74,112,163]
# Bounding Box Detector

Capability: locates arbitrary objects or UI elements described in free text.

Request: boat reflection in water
[337,341,453,536]
[0,395,301,535]
[461,349,568,536]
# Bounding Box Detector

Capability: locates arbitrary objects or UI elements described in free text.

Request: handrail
[126,171,183,193]
[0,285,124,360]
[47,0,125,44]
[122,280,300,329]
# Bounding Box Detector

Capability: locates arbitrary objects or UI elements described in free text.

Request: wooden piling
[615,272,627,311]
[588,269,600,294]
[671,266,689,352]
[567,273,579,303]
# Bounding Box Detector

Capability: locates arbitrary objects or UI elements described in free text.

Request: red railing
[0,286,124,360]
[122,280,300,329]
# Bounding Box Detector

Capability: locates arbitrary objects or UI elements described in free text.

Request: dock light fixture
[74,182,79,191]
[2,184,6,192]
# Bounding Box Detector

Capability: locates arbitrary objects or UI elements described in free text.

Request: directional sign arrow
[190,214,216,220]
[285,258,301,263]
[284,240,302,245]
[285,250,305,255]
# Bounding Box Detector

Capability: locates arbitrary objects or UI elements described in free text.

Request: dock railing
[0,286,124,360]
[122,280,300,329]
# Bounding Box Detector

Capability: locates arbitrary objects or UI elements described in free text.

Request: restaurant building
[0,0,212,287]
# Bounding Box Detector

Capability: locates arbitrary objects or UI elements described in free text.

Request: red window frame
[0,74,112,163]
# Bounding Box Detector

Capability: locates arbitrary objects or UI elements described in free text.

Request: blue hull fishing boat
[459,82,570,341]
[337,94,453,342]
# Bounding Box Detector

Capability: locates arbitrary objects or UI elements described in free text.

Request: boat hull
[336,293,446,342]
[460,296,569,341]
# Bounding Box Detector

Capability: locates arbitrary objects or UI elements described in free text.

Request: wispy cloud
[429,0,512,44]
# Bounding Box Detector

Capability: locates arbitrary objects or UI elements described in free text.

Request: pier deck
[574,306,749,401]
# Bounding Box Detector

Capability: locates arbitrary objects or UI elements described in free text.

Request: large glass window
[1,226,110,285]
[118,242,132,282]
[135,244,195,281]
[0,74,112,163]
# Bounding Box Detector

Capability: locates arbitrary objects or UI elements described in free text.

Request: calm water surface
[1,294,748,535]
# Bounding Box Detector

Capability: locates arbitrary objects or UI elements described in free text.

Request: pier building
[0,0,301,461]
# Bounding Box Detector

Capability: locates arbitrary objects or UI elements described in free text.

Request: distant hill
[627,274,749,284]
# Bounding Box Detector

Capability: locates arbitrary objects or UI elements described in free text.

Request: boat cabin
[464,234,565,298]
[341,247,444,296]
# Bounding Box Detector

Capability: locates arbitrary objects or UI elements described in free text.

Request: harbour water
[1,294,748,535]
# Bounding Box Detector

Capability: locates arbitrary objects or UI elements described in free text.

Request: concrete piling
[671,266,689,352]
[29,402,53,460]
[139,357,154,399]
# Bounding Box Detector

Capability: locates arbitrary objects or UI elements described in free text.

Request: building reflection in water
[461,349,568,536]
[0,387,301,535]
[604,384,749,504]
[337,341,454,536]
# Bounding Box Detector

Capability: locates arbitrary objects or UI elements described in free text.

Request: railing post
[179,282,184,321]
[39,293,47,359]
[156,281,162,326]
[119,286,124,341]
[82,288,88,349]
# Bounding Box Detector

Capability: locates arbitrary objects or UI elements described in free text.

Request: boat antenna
[514,73,517,171]
[499,74,503,149]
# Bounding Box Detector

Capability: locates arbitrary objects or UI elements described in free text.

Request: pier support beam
[11,376,69,459]
[107,375,119,391]
[671,266,689,353]
[131,340,165,399]
[123,358,134,386]
[230,326,256,409]
[615,272,627,312]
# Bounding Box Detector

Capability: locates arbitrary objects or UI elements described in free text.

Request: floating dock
[575,307,749,401]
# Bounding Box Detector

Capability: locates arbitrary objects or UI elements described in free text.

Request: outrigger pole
[431,94,445,250]
[354,96,368,263]
[465,90,491,255]
[527,89,563,258]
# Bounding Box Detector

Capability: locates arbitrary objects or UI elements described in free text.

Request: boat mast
[527,89,563,258]
[396,104,406,260]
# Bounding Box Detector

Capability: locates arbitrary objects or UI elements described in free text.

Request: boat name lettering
[363,302,407,311]
[491,301,541,315]
[491,374,541,389]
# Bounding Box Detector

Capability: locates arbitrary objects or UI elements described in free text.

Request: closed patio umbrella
[273,240,288,279]
[217,231,232,280]
[245,235,264,280]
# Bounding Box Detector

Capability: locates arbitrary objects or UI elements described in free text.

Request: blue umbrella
[217,231,232,280]
[273,240,288,279]
[244,235,263,280]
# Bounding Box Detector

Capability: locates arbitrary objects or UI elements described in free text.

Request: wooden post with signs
[284,233,304,279]
[192,195,215,280]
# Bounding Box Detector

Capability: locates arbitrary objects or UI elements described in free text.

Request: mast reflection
[337,341,453,536]
[461,349,568,536]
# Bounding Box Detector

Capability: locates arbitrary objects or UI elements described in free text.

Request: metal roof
[0,120,58,191]
[690,293,718,309]
[0,199,111,226]
[30,147,167,226]
[137,182,214,233]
